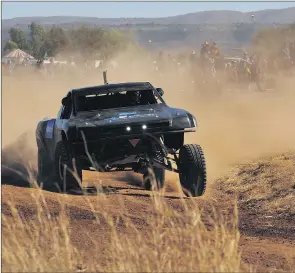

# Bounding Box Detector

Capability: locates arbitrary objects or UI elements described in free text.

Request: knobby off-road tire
[54,141,82,193]
[143,167,165,191]
[143,142,166,191]
[37,146,56,190]
[37,141,82,192]
[37,137,58,190]
[178,144,207,197]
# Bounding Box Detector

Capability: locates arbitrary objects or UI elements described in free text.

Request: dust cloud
[2,48,295,183]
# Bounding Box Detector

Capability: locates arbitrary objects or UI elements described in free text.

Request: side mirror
[156,87,164,96]
[61,97,69,106]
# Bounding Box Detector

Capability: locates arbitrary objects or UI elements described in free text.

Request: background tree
[69,26,106,58]
[7,27,28,51]
[4,40,19,52]
[4,22,134,60]
[43,26,71,57]
[252,22,295,54]
[28,22,46,59]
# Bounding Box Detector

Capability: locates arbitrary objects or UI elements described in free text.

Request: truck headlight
[187,114,197,127]
[192,116,197,127]
[172,116,190,128]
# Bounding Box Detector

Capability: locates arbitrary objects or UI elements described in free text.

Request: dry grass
[2,179,248,273]
[2,192,82,272]
[214,152,295,219]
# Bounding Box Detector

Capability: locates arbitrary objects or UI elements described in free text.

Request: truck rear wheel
[37,147,55,190]
[178,144,207,197]
[36,137,58,190]
[54,141,82,193]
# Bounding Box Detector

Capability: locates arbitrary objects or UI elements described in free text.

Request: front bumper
[74,128,195,143]
[71,128,195,163]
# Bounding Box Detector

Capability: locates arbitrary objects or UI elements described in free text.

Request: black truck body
[36,81,206,197]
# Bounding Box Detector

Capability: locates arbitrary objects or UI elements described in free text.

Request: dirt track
[2,155,295,271]
[2,58,295,271]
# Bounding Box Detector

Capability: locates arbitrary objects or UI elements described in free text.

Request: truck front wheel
[178,144,207,197]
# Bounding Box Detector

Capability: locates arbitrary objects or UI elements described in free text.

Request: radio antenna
[103,70,108,84]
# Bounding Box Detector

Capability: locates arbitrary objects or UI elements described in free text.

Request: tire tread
[179,144,207,196]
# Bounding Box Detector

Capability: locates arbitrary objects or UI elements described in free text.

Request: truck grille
[100,121,170,134]
[78,120,170,141]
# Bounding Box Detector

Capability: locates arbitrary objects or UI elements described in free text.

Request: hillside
[2,7,295,50]
[3,7,295,26]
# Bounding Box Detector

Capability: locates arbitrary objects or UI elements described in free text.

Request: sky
[2,1,295,19]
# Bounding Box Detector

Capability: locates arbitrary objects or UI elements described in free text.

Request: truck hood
[73,104,191,127]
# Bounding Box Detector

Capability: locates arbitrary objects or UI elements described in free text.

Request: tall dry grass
[2,177,248,272]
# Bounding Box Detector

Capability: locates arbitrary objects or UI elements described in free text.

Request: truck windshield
[74,89,164,112]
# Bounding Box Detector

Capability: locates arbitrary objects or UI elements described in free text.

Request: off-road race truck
[36,75,207,197]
